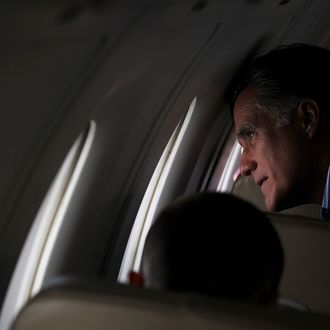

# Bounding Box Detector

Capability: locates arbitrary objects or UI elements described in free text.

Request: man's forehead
[233,86,258,120]
[234,105,259,131]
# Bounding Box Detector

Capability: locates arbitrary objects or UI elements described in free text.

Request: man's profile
[229,43,330,219]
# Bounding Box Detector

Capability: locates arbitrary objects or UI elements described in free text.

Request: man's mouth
[256,177,267,188]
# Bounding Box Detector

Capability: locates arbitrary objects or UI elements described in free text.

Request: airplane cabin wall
[0,0,329,311]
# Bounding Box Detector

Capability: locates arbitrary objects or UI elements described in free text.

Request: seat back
[269,212,330,314]
[231,173,330,313]
[10,279,330,330]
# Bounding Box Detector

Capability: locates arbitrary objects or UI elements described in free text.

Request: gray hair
[229,43,330,127]
[252,71,302,127]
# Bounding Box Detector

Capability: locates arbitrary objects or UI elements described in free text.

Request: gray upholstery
[10,279,330,330]
[232,174,330,313]
[270,212,330,314]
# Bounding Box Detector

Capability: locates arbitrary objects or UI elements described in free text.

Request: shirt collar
[321,166,330,220]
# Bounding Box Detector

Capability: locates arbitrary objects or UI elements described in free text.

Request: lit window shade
[118,98,197,284]
[0,121,96,330]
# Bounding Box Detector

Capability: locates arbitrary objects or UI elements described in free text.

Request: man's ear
[129,270,144,287]
[296,99,320,138]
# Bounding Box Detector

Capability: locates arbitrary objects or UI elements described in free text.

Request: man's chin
[265,202,277,212]
[264,195,279,212]
[265,196,298,213]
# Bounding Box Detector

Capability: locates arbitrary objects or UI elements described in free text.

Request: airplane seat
[231,174,330,314]
[10,277,330,330]
[269,212,330,315]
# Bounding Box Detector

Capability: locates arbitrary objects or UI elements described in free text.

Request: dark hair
[228,43,330,126]
[142,192,284,302]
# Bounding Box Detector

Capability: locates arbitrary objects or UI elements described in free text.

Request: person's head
[229,43,330,212]
[132,192,284,305]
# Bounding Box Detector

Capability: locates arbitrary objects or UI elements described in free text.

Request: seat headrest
[10,277,330,330]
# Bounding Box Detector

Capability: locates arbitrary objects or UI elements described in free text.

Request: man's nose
[240,148,257,176]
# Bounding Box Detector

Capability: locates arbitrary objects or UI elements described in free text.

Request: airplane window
[118,98,197,284]
[207,128,240,193]
[216,140,242,193]
[0,121,96,330]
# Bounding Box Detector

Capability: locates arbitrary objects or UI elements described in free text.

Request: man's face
[233,85,310,211]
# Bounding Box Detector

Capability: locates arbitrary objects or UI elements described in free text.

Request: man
[229,43,330,219]
[130,192,284,305]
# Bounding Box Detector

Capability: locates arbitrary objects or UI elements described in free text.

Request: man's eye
[246,131,255,139]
